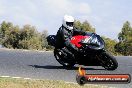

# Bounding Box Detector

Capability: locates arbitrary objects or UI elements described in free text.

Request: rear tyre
[54,49,75,68]
[99,52,118,70]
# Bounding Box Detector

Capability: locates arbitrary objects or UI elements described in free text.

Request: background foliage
[0,20,131,55]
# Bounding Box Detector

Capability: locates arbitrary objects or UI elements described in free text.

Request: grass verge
[0,77,110,88]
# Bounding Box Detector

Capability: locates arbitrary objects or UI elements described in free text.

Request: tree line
[0,20,132,56]
[0,21,52,50]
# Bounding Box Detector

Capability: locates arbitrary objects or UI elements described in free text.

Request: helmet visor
[66,22,73,27]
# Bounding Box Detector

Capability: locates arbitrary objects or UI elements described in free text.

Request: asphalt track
[0,49,131,88]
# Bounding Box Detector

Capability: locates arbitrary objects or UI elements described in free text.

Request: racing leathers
[55,25,86,58]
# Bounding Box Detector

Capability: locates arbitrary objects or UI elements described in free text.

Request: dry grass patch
[0,77,111,88]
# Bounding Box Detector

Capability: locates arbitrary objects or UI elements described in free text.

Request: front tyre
[100,52,118,70]
[54,49,75,68]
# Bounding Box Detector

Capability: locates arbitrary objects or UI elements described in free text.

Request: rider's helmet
[62,15,74,30]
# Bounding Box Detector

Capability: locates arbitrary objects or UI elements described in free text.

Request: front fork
[95,48,106,63]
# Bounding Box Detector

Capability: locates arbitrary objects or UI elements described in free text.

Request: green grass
[0,77,111,88]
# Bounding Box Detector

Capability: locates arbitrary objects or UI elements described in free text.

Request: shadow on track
[28,65,105,70]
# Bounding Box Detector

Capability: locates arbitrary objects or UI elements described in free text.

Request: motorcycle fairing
[70,35,90,48]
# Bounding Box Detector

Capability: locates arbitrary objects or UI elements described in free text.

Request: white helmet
[62,15,74,30]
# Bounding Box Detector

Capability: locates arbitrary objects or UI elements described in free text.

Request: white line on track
[1,76,10,78]
[0,75,31,80]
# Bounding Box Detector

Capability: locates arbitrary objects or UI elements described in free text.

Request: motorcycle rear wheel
[54,49,75,68]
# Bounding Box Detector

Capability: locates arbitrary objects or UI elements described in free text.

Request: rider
[55,15,86,59]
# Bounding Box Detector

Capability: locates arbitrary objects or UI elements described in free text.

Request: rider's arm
[61,29,78,51]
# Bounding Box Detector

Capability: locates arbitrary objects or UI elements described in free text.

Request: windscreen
[85,33,105,49]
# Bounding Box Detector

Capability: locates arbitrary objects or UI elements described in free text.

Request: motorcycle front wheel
[99,52,118,70]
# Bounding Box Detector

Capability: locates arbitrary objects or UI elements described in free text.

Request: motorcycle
[47,32,118,70]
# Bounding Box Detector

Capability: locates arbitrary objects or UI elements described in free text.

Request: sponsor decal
[76,66,131,85]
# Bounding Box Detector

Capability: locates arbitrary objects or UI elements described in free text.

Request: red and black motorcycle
[47,32,118,70]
